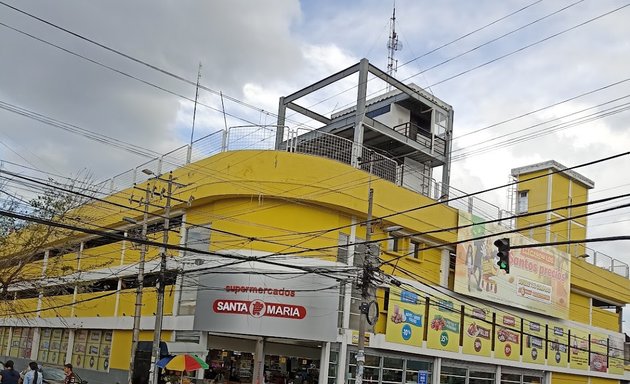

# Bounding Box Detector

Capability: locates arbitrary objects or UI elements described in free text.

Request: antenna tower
[386,3,402,89]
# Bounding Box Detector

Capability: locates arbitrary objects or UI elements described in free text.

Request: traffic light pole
[355,188,374,384]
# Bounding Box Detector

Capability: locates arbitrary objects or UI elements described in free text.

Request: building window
[185,225,211,253]
[337,233,350,264]
[411,241,423,260]
[517,190,529,213]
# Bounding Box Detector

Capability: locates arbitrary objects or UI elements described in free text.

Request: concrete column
[494,365,501,384]
[351,59,369,168]
[439,250,450,288]
[431,357,441,384]
[275,97,287,149]
[336,336,348,384]
[253,338,265,384]
[318,342,331,384]
[31,328,40,360]
[66,330,75,364]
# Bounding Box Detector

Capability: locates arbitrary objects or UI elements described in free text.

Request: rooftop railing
[95,125,629,278]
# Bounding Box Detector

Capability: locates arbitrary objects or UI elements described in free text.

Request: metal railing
[95,125,629,278]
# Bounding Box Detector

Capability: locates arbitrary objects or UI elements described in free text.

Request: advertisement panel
[454,212,571,319]
[590,332,608,373]
[522,317,546,364]
[386,286,425,347]
[547,322,568,367]
[569,328,589,370]
[426,293,461,352]
[461,305,492,357]
[608,333,624,375]
[494,311,521,361]
[193,271,339,341]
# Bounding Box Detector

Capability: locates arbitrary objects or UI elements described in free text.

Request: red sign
[213,299,306,319]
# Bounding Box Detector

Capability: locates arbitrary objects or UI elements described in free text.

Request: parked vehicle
[41,366,87,384]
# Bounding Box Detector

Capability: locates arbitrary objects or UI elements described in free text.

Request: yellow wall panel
[551,174,570,217]
[590,378,620,384]
[569,292,590,324]
[592,308,619,332]
[81,243,123,271]
[110,329,172,370]
[552,373,588,384]
[74,292,116,317]
[13,298,38,317]
[40,295,73,318]
[46,253,79,277]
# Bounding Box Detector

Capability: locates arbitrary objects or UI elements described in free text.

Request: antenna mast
[386,2,402,90]
[190,62,203,146]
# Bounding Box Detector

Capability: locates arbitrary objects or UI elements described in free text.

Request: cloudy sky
[1,1,629,325]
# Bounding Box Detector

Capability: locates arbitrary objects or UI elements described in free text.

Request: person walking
[63,364,77,384]
[23,362,42,384]
[0,360,20,384]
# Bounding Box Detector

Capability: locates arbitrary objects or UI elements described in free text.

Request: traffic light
[494,238,510,273]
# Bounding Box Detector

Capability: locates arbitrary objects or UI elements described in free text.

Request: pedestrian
[0,360,20,384]
[63,363,77,384]
[22,362,42,384]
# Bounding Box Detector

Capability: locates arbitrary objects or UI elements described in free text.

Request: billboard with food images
[385,286,426,347]
[494,311,521,361]
[454,212,571,319]
[462,304,492,357]
[426,292,461,353]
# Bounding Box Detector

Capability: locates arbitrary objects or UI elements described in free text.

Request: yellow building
[0,60,628,384]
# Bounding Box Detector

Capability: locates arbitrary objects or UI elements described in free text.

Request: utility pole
[128,182,151,384]
[355,188,374,384]
[150,172,174,384]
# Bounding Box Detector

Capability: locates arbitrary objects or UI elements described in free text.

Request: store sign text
[213,299,307,320]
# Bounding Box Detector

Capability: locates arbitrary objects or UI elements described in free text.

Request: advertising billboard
[426,292,461,353]
[454,212,571,319]
[461,304,492,357]
[547,322,568,367]
[494,311,521,361]
[386,286,425,347]
[569,327,590,370]
[193,271,339,341]
[522,317,546,364]
[608,333,624,375]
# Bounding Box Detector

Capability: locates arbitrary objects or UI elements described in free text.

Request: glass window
[383,357,403,369]
[411,241,423,260]
[500,373,521,383]
[405,360,431,384]
[523,376,542,384]
[337,233,350,264]
[517,191,528,213]
[329,350,338,383]
[185,225,211,253]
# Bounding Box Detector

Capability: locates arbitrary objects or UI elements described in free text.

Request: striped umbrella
[158,354,209,371]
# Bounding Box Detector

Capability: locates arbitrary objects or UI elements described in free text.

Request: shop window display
[71,329,112,371]
[37,328,70,365]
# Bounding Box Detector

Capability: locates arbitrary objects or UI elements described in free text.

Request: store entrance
[264,355,320,384]
[204,349,320,384]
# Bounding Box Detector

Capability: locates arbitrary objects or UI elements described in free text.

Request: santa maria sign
[454,212,571,319]
[194,270,339,341]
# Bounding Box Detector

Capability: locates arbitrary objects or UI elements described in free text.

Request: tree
[0,174,97,316]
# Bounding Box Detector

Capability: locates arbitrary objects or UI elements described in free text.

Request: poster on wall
[385,286,425,347]
[547,322,568,367]
[426,293,460,353]
[194,269,340,341]
[608,333,624,375]
[461,305,492,357]
[454,212,571,319]
[522,317,546,364]
[590,332,608,373]
[569,327,589,370]
[494,311,521,361]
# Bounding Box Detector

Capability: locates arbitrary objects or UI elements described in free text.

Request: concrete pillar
[253,338,265,384]
[318,342,330,384]
[351,59,369,168]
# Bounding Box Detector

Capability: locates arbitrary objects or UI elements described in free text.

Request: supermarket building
[0,60,628,384]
